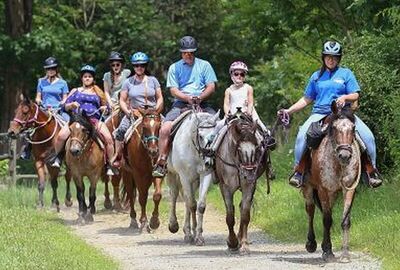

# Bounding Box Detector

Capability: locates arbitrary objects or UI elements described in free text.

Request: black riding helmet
[43,57,58,69]
[179,36,197,52]
[108,51,124,62]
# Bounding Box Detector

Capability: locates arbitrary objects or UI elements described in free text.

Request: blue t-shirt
[304,67,360,114]
[166,57,217,100]
[37,78,69,108]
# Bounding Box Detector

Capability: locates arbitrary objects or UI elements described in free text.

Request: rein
[271,110,290,136]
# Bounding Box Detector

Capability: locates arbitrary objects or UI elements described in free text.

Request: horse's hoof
[113,202,123,212]
[322,251,335,262]
[227,238,239,250]
[65,199,73,207]
[184,234,194,244]
[150,216,160,230]
[129,220,139,230]
[90,206,96,215]
[195,236,205,246]
[84,213,94,223]
[76,216,85,225]
[168,222,179,234]
[306,240,317,253]
[239,245,250,256]
[339,253,351,263]
[104,199,113,210]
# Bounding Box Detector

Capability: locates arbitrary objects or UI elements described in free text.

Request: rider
[281,41,382,188]
[111,52,164,165]
[20,56,70,160]
[152,35,218,177]
[51,65,116,175]
[103,51,131,108]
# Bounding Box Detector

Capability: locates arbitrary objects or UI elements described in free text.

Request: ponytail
[93,85,107,106]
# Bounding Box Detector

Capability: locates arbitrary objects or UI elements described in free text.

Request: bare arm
[223,89,230,115]
[199,82,216,102]
[170,87,191,103]
[35,92,42,105]
[286,96,313,115]
[103,81,113,107]
[337,93,359,105]
[61,93,68,104]
[155,88,164,114]
[119,90,131,115]
[246,85,254,115]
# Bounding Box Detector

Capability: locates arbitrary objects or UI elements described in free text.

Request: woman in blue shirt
[281,41,382,188]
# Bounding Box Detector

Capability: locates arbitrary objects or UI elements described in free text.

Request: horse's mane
[69,113,97,138]
[232,115,258,142]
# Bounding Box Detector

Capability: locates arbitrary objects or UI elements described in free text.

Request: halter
[192,111,217,159]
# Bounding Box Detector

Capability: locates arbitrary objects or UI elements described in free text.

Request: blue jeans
[294,114,377,168]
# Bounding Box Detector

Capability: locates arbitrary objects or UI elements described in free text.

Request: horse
[65,112,105,223]
[122,108,163,232]
[7,93,72,211]
[215,114,269,254]
[302,102,361,262]
[167,109,220,245]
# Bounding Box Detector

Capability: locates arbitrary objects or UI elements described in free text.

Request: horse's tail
[312,189,322,211]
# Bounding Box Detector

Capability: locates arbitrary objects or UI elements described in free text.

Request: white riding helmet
[229,61,248,74]
[322,41,342,56]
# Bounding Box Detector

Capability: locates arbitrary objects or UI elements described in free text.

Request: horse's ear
[212,110,220,123]
[331,100,338,115]
[20,92,31,105]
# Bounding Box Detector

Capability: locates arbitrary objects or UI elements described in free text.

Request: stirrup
[367,171,382,188]
[152,163,167,178]
[288,171,303,188]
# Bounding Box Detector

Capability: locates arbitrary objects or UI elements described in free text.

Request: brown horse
[66,113,105,223]
[123,109,162,232]
[8,94,72,210]
[302,102,361,262]
[216,115,270,254]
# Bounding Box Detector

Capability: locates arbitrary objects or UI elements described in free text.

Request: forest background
[1,0,400,173]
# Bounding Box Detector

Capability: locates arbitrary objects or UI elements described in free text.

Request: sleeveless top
[227,83,250,114]
[102,69,131,102]
[66,88,102,120]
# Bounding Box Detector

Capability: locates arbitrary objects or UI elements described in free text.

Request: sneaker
[152,164,166,178]
[106,165,119,176]
[289,172,303,188]
[51,157,61,168]
[20,150,31,160]
[368,171,382,188]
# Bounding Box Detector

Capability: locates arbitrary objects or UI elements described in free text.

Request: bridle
[68,124,93,157]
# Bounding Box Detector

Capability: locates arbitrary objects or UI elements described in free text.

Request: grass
[208,142,400,270]
[0,178,119,270]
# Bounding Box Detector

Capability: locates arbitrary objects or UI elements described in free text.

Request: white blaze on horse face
[239,141,256,164]
[149,119,155,127]
[333,118,354,134]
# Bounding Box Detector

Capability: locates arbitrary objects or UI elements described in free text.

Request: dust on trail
[58,199,381,270]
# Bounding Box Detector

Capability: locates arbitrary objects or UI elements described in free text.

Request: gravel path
[58,199,381,270]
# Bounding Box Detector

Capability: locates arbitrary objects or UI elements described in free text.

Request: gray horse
[215,115,269,254]
[167,110,219,245]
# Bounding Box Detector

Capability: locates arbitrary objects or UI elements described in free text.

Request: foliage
[0,160,8,178]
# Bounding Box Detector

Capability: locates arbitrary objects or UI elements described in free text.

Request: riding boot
[152,157,167,178]
[289,155,308,188]
[20,142,32,160]
[111,140,124,168]
[362,154,382,188]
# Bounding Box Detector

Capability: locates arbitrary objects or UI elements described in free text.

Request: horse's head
[329,101,356,165]
[140,109,162,158]
[68,113,94,157]
[232,116,260,181]
[194,110,220,149]
[8,93,38,138]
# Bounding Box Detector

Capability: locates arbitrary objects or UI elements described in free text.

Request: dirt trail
[58,200,381,270]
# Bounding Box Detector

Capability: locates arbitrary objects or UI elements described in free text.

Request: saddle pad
[170,110,192,138]
[54,113,67,127]
[124,117,143,143]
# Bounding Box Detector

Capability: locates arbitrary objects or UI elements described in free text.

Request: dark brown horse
[123,109,163,232]
[216,115,269,254]
[8,94,72,210]
[66,113,105,223]
[302,102,361,262]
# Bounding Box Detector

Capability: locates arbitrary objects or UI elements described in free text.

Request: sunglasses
[233,72,245,77]
[111,63,121,67]
[45,67,57,71]
[133,64,146,68]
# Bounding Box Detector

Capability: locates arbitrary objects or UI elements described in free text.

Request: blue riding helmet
[130,52,150,64]
[80,64,96,76]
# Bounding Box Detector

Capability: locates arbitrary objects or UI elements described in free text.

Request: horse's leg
[220,183,239,251]
[64,167,73,207]
[237,183,256,255]
[189,180,198,242]
[194,173,212,246]
[138,183,150,233]
[48,167,60,212]
[103,174,113,210]
[35,160,46,209]
[124,171,138,229]
[112,175,123,211]
[320,190,335,261]
[340,189,356,263]
[303,186,317,253]
[182,178,196,244]
[150,177,162,230]
[75,177,87,225]
[85,176,98,223]
[168,173,179,233]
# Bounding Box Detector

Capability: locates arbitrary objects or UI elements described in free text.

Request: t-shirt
[304,67,360,114]
[121,75,160,109]
[166,57,217,100]
[102,69,131,102]
[36,77,69,108]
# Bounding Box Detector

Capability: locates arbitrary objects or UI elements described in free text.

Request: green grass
[208,143,400,270]
[0,179,119,270]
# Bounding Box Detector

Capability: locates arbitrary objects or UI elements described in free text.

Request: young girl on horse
[281,41,382,188]
[50,65,116,175]
[112,52,164,165]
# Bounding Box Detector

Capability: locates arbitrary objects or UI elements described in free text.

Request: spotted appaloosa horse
[303,102,361,262]
[215,114,269,254]
[8,93,72,211]
[122,108,163,232]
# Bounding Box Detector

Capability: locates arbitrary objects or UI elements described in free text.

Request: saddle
[170,110,192,138]
[124,117,143,143]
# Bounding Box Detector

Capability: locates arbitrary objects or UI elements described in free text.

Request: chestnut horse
[216,114,269,254]
[123,109,162,232]
[8,94,72,210]
[66,113,105,223]
[302,102,361,262]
